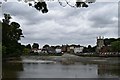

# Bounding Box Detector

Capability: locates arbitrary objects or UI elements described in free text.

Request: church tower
[96,36,105,53]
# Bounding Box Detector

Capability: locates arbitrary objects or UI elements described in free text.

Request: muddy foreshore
[3,54,120,65]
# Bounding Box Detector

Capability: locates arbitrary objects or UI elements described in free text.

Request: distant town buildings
[29,36,120,56]
[30,44,84,55]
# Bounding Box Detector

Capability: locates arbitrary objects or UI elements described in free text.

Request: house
[55,47,62,53]
[70,45,75,49]
[100,45,111,53]
[31,48,42,53]
[67,46,70,53]
[69,44,76,53]
[41,48,48,53]
[68,44,83,54]
[61,45,68,53]
[47,47,56,54]
[74,46,84,53]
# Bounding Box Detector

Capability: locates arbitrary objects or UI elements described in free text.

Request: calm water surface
[2,56,120,78]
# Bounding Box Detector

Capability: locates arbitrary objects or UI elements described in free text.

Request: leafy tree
[104,38,119,46]
[111,41,120,52]
[88,45,92,49]
[2,46,6,56]
[34,2,48,13]
[83,45,96,53]
[83,47,87,53]
[23,48,30,55]
[2,13,24,58]
[87,45,92,52]
[43,44,49,49]
[32,43,39,49]
[2,13,11,24]
[26,44,31,49]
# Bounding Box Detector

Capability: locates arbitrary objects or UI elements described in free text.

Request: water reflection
[2,62,23,80]
[98,63,120,78]
[2,57,120,79]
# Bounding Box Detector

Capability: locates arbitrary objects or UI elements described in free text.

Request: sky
[0,0,119,47]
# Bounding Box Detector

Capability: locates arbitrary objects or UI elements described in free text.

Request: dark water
[2,56,120,79]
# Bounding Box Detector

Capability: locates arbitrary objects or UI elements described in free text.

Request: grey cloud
[118,1,120,37]
[88,2,118,28]
[2,2,118,47]
[2,2,50,25]
[2,2,36,16]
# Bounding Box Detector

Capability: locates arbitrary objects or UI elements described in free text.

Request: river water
[2,55,120,79]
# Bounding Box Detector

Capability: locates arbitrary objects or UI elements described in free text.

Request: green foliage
[88,45,92,49]
[2,46,6,55]
[83,45,96,53]
[26,44,31,49]
[43,44,49,49]
[2,13,24,58]
[104,38,120,46]
[111,41,120,52]
[32,43,39,49]
[23,48,30,55]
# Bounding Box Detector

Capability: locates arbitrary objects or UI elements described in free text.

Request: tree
[34,2,48,13]
[88,45,92,49]
[111,41,120,52]
[32,43,39,49]
[83,45,96,53]
[87,45,92,52]
[2,46,6,56]
[43,44,49,49]
[104,38,117,46]
[26,44,31,49]
[9,22,23,41]
[2,14,23,45]
[2,14,11,24]
[2,13,24,58]
[23,48,30,55]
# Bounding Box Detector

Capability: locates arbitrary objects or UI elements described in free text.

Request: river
[2,54,120,79]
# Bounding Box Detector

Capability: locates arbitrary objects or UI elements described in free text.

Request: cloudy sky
[0,0,119,47]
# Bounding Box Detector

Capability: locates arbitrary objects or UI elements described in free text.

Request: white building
[74,46,84,53]
[32,49,42,53]
[70,46,75,50]
[55,48,62,53]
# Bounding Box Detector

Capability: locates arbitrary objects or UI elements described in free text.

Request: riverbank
[3,53,119,65]
[29,52,120,57]
[75,52,120,57]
